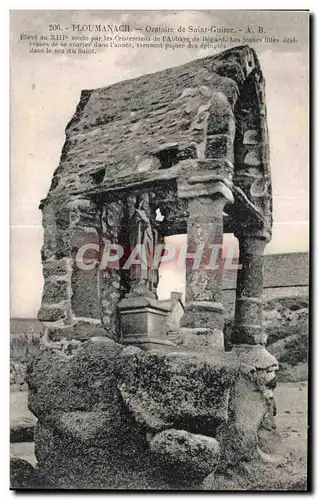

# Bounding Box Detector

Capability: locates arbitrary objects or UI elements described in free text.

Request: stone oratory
[28,46,280,490]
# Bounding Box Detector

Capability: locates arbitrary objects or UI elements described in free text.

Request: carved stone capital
[177,175,234,204]
[234,229,272,245]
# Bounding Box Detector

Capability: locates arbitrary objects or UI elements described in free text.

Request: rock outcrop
[116,347,237,435]
[22,338,277,489]
[149,429,220,482]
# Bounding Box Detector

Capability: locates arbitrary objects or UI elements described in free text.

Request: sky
[10,10,309,317]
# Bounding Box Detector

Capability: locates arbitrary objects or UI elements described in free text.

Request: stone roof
[47,45,259,199]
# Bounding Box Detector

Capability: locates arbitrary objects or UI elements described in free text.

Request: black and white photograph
[9,9,309,491]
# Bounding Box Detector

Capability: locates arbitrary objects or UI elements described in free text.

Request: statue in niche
[129,192,159,298]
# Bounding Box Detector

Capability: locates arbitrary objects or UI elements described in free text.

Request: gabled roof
[46,45,258,199]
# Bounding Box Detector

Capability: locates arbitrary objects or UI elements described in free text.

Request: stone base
[176,327,224,350]
[118,297,174,347]
[25,338,282,490]
[232,344,279,375]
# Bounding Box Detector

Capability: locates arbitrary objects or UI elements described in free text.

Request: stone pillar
[38,198,74,330]
[177,172,234,350]
[232,233,279,436]
[233,236,267,346]
[38,195,107,346]
[100,200,124,341]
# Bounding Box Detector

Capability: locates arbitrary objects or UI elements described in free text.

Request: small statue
[129,193,159,298]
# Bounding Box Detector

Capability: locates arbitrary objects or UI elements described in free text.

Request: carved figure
[129,193,159,296]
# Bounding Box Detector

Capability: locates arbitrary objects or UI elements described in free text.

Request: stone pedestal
[118,297,173,348]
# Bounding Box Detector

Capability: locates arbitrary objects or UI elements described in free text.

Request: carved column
[177,167,234,350]
[232,231,279,437]
[100,199,124,341]
[229,62,278,445]
[233,236,267,345]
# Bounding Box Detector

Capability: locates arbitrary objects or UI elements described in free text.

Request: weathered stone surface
[42,280,69,304]
[34,416,169,490]
[43,47,260,195]
[180,309,224,329]
[118,296,170,346]
[26,333,278,488]
[243,129,260,145]
[34,401,147,459]
[205,134,234,161]
[37,305,69,323]
[176,327,225,351]
[150,429,220,481]
[71,266,100,319]
[206,92,235,136]
[46,320,108,341]
[42,258,72,279]
[100,273,121,339]
[178,195,228,349]
[41,204,57,261]
[100,200,123,340]
[70,225,99,250]
[27,337,124,417]
[55,411,119,444]
[233,237,268,345]
[10,458,35,489]
[116,347,239,434]
[223,274,309,367]
[27,337,169,488]
[234,344,278,373]
[216,370,270,467]
[11,384,22,392]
